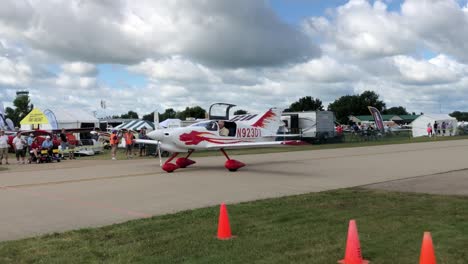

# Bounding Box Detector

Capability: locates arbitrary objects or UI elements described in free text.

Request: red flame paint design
[251,109,276,128]
[179,130,247,145]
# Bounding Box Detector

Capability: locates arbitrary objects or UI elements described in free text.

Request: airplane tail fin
[250,108,284,134]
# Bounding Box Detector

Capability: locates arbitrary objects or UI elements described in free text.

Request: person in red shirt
[29,137,41,164]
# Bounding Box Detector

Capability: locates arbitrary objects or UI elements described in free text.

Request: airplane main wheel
[228,169,237,172]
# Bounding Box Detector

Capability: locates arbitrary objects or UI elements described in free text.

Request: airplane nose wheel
[220,149,245,172]
[162,152,180,173]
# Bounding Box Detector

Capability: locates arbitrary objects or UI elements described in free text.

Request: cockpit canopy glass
[190,121,219,131]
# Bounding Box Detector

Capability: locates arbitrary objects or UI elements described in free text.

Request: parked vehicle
[280,111,336,143]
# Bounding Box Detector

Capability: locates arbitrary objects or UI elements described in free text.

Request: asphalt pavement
[1,139,468,241]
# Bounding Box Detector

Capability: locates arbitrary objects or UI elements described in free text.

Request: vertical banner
[368,106,385,132]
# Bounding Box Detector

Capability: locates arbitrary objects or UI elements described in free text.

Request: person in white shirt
[0,130,9,165]
[218,121,229,136]
[12,133,26,164]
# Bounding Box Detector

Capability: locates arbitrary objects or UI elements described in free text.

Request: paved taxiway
[1,139,468,241]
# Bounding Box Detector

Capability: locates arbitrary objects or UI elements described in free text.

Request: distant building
[349,114,421,125]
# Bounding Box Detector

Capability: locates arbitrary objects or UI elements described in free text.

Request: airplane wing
[51,128,95,133]
[134,139,160,145]
[205,140,308,150]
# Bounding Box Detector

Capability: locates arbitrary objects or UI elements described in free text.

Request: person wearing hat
[109,130,120,160]
[0,129,9,165]
[41,136,54,156]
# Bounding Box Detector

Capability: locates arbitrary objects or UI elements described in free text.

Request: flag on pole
[368,106,385,132]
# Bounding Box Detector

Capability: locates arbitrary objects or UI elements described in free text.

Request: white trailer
[281,111,336,142]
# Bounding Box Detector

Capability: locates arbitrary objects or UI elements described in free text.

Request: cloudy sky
[1,0,468,117]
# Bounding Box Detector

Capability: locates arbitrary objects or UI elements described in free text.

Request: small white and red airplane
[136,103,305,173]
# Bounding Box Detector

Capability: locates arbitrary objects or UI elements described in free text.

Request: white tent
[159,118,181,128]
[115,120,155,131]
[411,114,457,137]
[20,108,99,130]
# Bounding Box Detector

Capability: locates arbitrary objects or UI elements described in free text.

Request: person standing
[12,133,26,164]
[124,130,135,159]
[27,133,34,154]
[433,122,438,137]
[109,130,119,160]
[427,123,432,137]
[138,128,147,157]
[447,122,453,136]
[0,130,9,165]
[59,128,68,160]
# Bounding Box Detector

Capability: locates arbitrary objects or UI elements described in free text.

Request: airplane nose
[149,130,165,141]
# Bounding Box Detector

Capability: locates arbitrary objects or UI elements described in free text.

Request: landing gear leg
[176,150,196,168]
[162,152,179,173]
[220,148,245,172]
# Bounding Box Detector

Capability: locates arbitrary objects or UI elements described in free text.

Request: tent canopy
[411,114,457,137]
[21,108,98,130]
[44,108,98,124]
[115,120,155,131]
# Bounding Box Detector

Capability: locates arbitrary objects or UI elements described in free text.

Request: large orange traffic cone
[419,232,437,264]
[338,220,369,264]
[217,203,233,240]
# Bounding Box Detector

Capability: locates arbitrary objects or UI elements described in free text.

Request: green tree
[5,94,33,126]
[328,91,386,124]
[142,109,178,123]
[142,112,154,122]
[285,96,324,112]
[383,106,409,115]
[234,109,248,115]
[450,111,468,121]
[160,108,177,121]
[177,106,206,120]
[120,111,139,119]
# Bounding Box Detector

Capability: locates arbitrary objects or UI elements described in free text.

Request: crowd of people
[0,128,76,165]
[109,127,149,160]
[426,121,455,137]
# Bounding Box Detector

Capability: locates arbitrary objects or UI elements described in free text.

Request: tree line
[5,92,468,126]
[112,91,419,124]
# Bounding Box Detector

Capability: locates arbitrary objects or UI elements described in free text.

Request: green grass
[1,189,467,263]
[0,167,7,171]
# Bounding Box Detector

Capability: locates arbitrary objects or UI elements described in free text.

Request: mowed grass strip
[1,189,467,263]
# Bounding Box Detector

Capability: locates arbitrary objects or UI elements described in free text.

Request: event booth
[411,114,457,137]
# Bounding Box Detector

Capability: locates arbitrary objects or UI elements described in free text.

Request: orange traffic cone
[217,203,233,240]
[338,220,369,264]
[419,232,437,264]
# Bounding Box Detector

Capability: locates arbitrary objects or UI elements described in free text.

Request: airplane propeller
[157,140,162,167]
